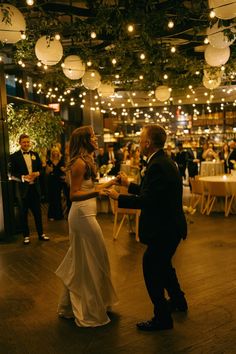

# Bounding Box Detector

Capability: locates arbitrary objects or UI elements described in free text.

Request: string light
[127,24,134,33]
[168,20,174,29]
[209,10,215,18]
[91,32,97,39]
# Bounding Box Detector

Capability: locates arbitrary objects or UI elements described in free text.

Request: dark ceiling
[1,0,236,108]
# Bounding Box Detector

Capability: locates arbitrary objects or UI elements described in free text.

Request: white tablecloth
[199,175,236,213]
[200,161,224,176]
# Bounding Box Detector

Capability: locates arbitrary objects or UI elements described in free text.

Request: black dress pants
[143,237,184,321]
[20,185,43,238]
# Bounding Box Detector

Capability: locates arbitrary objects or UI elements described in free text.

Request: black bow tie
[23,152,30,155]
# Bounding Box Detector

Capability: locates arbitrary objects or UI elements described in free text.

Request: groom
[107,124,187,331]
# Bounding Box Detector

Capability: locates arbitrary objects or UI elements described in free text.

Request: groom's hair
[144,124,167,148]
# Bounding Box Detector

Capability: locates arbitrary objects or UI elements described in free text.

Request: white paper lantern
[82,70,101,90]
[207,22,234,48]
[35,36,63,66]
[154,85,171,102]
[62,55,85,80]
[97,82,115,97]
[209,0,236,20]
[203,75,221,89]
[0,4,26,43]
[204,44,230,66]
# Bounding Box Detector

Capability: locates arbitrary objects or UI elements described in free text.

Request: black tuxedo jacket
[9,150,42,198]
[118,149,187,245]
[187,148,202,177]
[228,148,236,171]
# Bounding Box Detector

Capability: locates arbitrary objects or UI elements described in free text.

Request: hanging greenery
[7,104,64,154]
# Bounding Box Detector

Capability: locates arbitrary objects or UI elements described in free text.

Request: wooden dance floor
[1,195,236,354]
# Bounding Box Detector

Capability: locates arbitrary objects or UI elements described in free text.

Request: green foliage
[7,104,63,154]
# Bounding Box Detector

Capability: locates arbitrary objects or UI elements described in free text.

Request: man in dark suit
[228,140,236,171]
[187,141,202,179]
[9,134,49,244]
[107,124,187,331]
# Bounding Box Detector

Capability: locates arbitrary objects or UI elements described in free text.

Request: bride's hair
[68,126,97,179]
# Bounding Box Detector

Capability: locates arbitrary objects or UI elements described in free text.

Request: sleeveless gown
[56,179,118,327]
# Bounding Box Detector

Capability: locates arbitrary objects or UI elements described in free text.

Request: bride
[56,126,118,327]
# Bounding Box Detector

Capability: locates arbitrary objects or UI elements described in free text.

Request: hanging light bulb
[140,53,145,60]
[170,46,176,53]
[127,24,134,32]
[168,20,174,28]
[55,33,61,40]
[26,0,34,5]
[91,31,97,39]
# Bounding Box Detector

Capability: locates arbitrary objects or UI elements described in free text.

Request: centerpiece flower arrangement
[99,163,113,177]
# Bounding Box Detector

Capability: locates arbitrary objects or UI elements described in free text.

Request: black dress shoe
[167,297,188,312]
[136,318,173,331]
[38,234,50,241]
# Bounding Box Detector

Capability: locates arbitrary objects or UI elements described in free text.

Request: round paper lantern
[207,22,234,48]
[154,85,171,102]
[203,75,221,89]
[35,36,63,66]
[97,82,115,97]
[62,55,85,80]
[204,44,230,66]
[0,4,26,43]
[209,0,236,20]
[82,70,101,90]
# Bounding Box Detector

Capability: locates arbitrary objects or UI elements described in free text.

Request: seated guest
[46,147,65,220]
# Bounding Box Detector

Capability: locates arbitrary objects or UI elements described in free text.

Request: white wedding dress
[56,179,118,327]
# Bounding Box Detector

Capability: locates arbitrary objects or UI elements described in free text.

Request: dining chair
[205,181,235,217]
[189,177,208,214]
[109,186,140,242]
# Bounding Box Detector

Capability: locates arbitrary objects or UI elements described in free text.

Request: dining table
[199,175,236,214]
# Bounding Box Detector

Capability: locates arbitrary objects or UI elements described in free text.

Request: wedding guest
[165,144,175,160]
[175,142,187,179]
[130,147,141,168]
[106,124,187,331]
[219,142,230,173]
[228,140,236,171]
[187,141,202,178]
[56,125,118,327]
[202,142,218,161]
[46,147,65,220]
[9,134,49,244]
[96,147,108,168]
